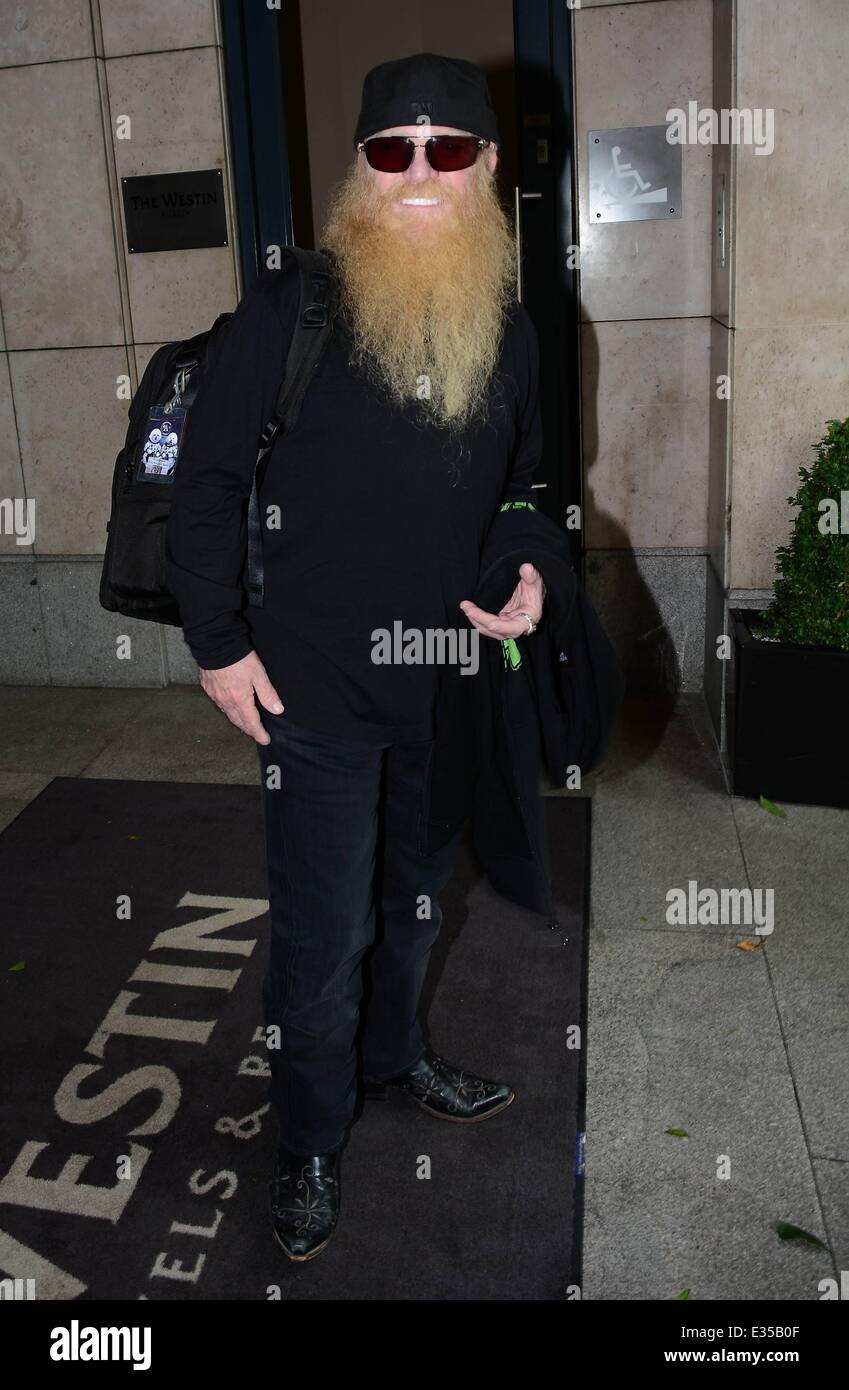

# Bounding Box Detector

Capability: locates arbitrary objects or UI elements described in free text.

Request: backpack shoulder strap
[246,246,338,608]
[273,246,338,430]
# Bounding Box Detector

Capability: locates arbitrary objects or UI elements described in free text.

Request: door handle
[513,188,543,303]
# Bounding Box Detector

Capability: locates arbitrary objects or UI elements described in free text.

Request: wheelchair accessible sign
[588,124,682,223]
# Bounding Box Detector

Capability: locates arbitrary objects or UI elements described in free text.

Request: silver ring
[516,611,536,636]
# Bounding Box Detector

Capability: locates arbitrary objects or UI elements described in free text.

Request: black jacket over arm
[422,502,624,919]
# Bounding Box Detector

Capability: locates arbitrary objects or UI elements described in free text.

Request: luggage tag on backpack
[135,406,188,483]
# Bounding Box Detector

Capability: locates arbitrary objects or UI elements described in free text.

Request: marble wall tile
[0,0,92,65]
[38,559,166,686]
[0,353,30,556]
[97,0,217,58]
[134,341,168,383]
[725,1,849,597]
[105,48,237,342]
[735,0,849,329]
[575,0,713,322]
[728,321,849,590]
[0,60,125,350]
[2,0,255,685]
[582,317,712,548]
[0,560,50,683]
[586,550,707,692]
[9,346,132,556]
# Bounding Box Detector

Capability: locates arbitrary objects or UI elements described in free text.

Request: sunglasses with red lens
[358,134,488,174]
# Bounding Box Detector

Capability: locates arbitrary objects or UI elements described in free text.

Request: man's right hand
[198,650,283,745]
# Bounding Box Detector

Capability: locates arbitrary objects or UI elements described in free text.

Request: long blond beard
[320,156,517,431]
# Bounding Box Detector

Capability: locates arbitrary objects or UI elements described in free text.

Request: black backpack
[99,247,337,625]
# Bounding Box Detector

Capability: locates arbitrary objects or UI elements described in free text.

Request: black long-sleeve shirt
[165,254,543,742]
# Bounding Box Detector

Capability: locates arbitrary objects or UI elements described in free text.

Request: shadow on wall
[580,322,684,702]
[511,57,684,714]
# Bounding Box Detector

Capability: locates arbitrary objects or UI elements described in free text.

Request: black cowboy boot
[363,1048,515,1121]
[269,1144,341,1262]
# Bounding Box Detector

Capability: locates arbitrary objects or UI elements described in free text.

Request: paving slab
[731,796,849,1159]
[589,696,749,935]
[81,684,261,784]
[583,925,832,1301]
[0,686,158,776]
[813,1160,849,1286]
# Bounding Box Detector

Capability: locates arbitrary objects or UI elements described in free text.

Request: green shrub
[753,416,849,651]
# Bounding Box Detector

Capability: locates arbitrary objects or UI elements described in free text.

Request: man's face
[321,117,515,430]
[361,123,499,230]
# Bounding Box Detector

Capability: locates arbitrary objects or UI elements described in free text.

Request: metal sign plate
[122,169,228,253]
[588,125,682,223]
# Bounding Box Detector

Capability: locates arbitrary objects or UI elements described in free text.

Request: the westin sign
[122,169,228,253]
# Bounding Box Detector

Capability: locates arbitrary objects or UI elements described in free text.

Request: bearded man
[165,53,547,1263]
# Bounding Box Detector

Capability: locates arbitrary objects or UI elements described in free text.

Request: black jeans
[256,713,462,1154]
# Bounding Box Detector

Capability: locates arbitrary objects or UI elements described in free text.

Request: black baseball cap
[353,53,500,149]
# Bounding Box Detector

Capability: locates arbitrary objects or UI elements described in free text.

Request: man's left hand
[459,562,545,639]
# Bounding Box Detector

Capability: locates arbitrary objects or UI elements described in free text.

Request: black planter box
[729,609,849,809]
